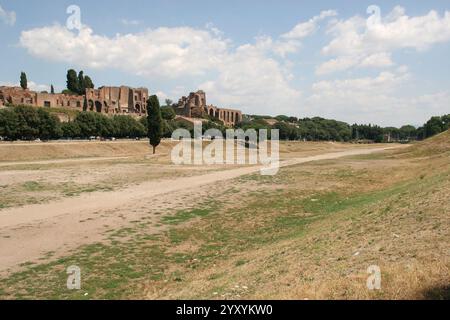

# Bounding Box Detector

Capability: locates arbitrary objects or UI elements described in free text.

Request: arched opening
[209,108,214,117]
[104,101,108,113]
[95,101,102,113]
[88,100,94,111]
[135,104,141,113]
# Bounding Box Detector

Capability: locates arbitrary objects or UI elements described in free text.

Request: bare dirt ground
[0,136,448,300]
[0,142,396,274]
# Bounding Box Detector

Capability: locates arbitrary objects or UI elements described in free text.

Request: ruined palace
[0,86,148,116]
[0,86,243,126]
[174,90,242,126]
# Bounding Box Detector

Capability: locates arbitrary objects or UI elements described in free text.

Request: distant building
[174,90,242,126]
[0,86,148,116]
[0,86,243,126]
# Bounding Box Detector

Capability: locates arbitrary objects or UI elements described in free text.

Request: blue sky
[1,0,450,126]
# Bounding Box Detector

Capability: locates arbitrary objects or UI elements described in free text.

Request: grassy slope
[0,133,449,299]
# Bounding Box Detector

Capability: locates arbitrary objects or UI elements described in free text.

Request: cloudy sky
[1,0,450,126]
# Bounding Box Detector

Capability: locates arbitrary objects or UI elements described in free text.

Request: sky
[1,0,450,127]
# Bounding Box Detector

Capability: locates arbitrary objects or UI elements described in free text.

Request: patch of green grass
[162,201,219,225]
[162,208,214,225]
[22,181,46,191]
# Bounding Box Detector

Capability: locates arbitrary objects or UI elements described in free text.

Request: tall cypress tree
[66,69,79,94]
[77,71,85,95]
[84,75,94,89]
[146,95,163,154]
[20,72,27,90]
[50,84,55,94]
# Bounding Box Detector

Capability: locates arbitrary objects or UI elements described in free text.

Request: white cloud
[274,10,337,58]
[316,52,394,75]
[200,41,301,115]
[303,68,450,126]
[20,25,230,79]
[282,10,337,39]
[19,21,307,115]
[317,6,450,75]
[0,5,16,26]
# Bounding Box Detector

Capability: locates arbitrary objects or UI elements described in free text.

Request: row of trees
[240,115,450,142]
[1,103,449,144]
[0,102,194,143]
[0,105,151,141]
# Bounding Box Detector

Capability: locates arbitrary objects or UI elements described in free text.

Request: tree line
[240,114,450,142]
[0,103,220,142]
[1,104,448,143]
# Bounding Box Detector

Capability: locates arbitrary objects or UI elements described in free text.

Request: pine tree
[20,72,27,90]
[146,95,163,154]
[50,84,55,94]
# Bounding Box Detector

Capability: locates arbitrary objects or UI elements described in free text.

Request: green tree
[146,95,163,154]
[0,109,19,140]
[399,125,417,140]
[61,121,81,138]
[77,71,85,95]
[74,112,113,138]
[13,105,41,140]
[50,84,55,94]
[66,69,79,94]
[20,72,27,90]
[164,99,173,107]
[84,75,94,89]
[37,109,62,140]
[160,106,176,121]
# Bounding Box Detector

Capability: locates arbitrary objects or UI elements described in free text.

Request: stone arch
[95,101,102,113]
[104,101,109,113]
[135,104,141,113]
[88,100,94,111]
[209,108,214,117]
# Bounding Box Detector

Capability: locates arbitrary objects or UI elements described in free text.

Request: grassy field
[0,133,448,299]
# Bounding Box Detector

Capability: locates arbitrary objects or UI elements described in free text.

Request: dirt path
[0,156,130,167]
[0,145,402,274]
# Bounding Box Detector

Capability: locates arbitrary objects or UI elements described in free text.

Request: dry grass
[0,134,448,299]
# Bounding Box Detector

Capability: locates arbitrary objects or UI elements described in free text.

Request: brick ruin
[0,86,148,116]
[174,90,242,126]
[0,86,242,126]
